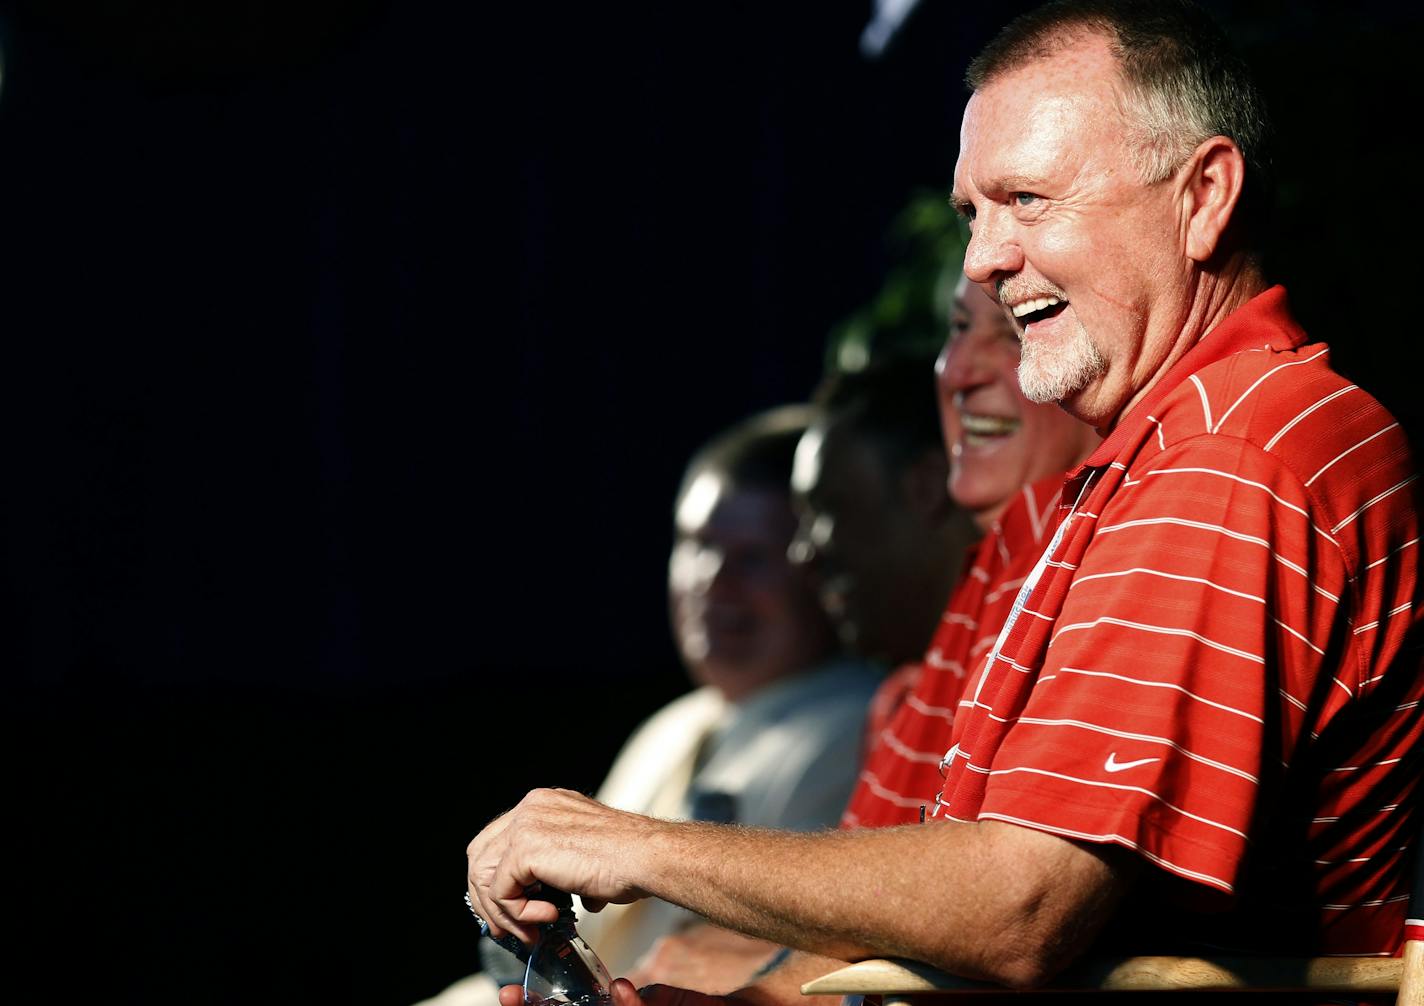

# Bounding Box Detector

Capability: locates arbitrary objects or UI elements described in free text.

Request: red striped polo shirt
[937,287,1423,956]
[842,474,1066,829]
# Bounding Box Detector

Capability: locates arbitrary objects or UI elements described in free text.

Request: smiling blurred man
[940,277,1099,525]
[464,2,1422,996]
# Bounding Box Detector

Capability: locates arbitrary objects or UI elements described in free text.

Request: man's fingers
[610,978,647,1006]
[470,855,537,942]
[508,892,560,926]
[468,896,539,940]
[470,787,647,940]
[477,900,536,943]
[488,846,564,931]
[470,854,558,939]
[469,810,554,941]
[467,812,516,932]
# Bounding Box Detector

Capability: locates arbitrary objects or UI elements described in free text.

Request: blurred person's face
[936,277,1100,527]
[789,421,942,666]
[668,472,834,702]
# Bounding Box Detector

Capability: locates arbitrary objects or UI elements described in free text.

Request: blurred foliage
[825,189,968,375]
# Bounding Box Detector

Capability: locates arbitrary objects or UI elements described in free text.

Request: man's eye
[1013,192,1039,206]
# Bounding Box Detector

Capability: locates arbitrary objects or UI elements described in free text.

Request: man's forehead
[957,93,1091,170]
[953,36,1127,193]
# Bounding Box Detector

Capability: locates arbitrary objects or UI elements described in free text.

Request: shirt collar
[1077,285,1306,472]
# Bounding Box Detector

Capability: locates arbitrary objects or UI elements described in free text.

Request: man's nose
[961,208,1022,286]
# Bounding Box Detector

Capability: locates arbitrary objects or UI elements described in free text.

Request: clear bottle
[469,888,613,1006]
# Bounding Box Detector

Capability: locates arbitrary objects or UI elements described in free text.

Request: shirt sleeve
[975,434,1349,894]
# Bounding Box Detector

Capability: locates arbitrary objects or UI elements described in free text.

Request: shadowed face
[953,33,1191,430]
[936,277,1100,526]
[669,473,834,701]
[789,419,945,666]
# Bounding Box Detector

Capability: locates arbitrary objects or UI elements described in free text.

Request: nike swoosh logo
[1104,752,1160,773]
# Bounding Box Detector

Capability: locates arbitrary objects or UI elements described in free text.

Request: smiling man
[465,2,1422,997]
[935,0,1422,958]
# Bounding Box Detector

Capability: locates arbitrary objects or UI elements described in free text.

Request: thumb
[610,978,646,1006]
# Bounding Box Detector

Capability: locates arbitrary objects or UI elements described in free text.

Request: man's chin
[1017,324,1106,405]
[1017,356,1105,405]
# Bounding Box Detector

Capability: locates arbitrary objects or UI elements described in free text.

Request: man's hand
[466,788,655,942]
[496,979,741,1006]
[627,925,781,993]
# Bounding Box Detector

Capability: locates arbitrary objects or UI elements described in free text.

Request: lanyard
[938,471,1098,784]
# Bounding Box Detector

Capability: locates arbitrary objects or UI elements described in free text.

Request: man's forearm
[468,789,1132,988]
[631,821,922,960]
[619,812,1128,986]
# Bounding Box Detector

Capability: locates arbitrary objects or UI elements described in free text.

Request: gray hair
[968,0,1272,241]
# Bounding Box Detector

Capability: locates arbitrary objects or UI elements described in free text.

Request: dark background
[5,2,1421,1002]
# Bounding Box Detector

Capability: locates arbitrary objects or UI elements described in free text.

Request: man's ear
[899,449,954,522]
[1180,135,1247,263]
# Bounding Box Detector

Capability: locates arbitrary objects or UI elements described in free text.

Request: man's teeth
[1010,296,1062,318]
[961,413,1020,436]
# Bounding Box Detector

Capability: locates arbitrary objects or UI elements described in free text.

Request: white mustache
[995,278,1068,307]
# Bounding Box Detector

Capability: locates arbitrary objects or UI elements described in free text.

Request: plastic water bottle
[468,887,613,1006]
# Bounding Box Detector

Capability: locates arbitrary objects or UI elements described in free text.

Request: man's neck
[1184,258,1269,351]
[1098,261,1268,436]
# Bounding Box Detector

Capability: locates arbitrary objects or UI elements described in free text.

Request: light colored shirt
[580,659,881,973]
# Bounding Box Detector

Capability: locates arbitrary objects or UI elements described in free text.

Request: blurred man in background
[790,357,980,672]
[421,406,878,1005]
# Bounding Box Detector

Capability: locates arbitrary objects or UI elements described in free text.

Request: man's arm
[467,788,1137,988]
